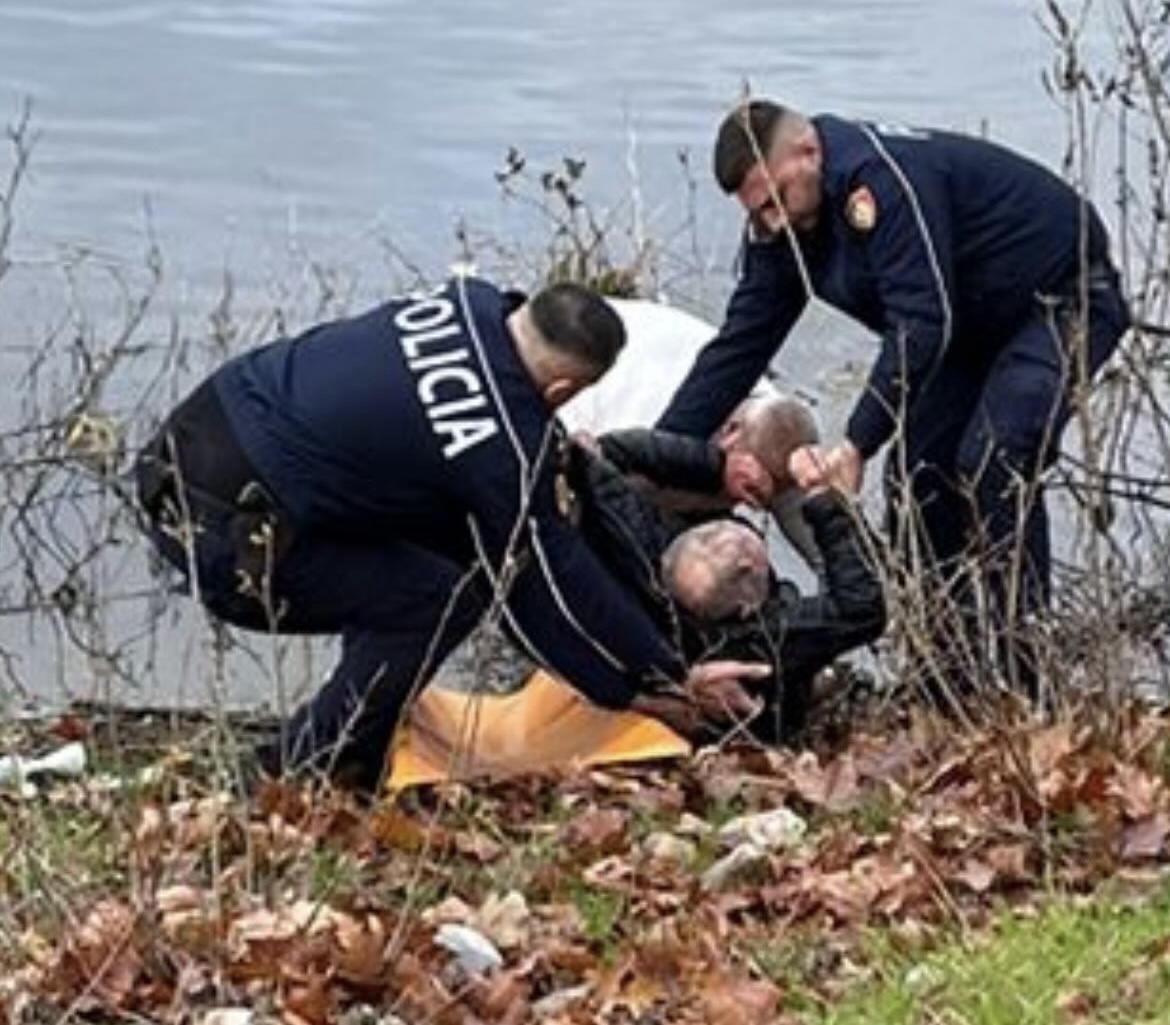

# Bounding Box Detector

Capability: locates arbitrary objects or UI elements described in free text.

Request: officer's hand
[789,441,864,494]
[630,692,706,740]
[828,441,864,493]
[723,450,775,506]
[683,660,770,725]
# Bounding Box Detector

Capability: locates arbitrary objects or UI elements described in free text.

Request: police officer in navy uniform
[136,276,768,793]
[657,99,1130,693]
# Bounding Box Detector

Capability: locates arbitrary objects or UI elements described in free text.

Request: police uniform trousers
[884,262,1129,689]
[136,380,490,793]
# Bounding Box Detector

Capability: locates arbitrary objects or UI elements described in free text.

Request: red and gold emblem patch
[845,185,878,232]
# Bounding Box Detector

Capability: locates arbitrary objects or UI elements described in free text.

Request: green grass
[0,801,125,899]
[816,886,1170,1025]
[567,880,625,956]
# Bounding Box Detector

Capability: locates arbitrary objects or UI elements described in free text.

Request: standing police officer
[657,99,1130,692]
[137,276,767,793]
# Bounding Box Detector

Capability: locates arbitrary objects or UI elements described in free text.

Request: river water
[0,0,1143,710]
[0,0,1095,296]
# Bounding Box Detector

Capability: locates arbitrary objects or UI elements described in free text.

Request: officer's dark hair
[713,99,787,194]
[528,282,626,377]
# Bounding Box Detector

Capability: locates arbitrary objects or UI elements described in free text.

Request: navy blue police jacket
[211,275,686,708]
[657,114,1115,455]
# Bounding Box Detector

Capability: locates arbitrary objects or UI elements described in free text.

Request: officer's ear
[541,375,581,409]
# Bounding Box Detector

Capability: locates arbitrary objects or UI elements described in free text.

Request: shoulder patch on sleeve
[845,185,878,232]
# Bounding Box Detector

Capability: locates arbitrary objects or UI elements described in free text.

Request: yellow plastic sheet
[385,670,690,790]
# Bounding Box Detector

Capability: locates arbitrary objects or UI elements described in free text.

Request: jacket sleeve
[656,238,808,438]
[771,493,886,682]
[458,431,688,709]
[597,428,724,493]
[843,148,957,458]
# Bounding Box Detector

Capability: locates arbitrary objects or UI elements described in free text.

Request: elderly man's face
[714,522,771,615]
[673,521,771,620]
[717,399,778,504]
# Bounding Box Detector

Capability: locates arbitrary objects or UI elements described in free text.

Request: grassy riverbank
[2,702,1169,1025]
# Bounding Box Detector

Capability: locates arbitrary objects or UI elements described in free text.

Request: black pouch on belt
[136,379,295,584]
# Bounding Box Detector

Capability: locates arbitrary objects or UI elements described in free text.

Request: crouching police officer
[659,99,1131,695]
[136,276,768,794]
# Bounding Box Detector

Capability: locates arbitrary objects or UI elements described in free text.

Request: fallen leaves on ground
[3,708,1170,1024]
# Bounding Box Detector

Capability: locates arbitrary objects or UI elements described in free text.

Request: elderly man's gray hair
[660,519,770,621]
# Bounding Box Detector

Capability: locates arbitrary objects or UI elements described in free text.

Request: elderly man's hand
[569,429,602,457]
[788,441,864,494]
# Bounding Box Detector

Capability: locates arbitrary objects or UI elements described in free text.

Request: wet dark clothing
[574,428,886,737]
[135,276,687,790]
[657,116,1130,673]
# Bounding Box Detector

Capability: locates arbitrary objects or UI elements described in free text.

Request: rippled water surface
[0,0,1079,288]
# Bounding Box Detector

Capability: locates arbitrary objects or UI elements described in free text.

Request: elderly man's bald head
[660,519,770,622]
[719,395,818,486]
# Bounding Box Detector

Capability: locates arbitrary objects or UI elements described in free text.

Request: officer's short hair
[713,99,788,194]
[529,282,626,378]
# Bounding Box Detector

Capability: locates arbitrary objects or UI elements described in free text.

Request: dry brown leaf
[388,950,453,1021]
[921,750,976,794]
[49,713,90,742]
[986,843,1034,883]
[466,968,531,1020]
[332,912,389,989]
[248,814,314,862]
[951,858,996,894]
[368,807,435,852]
[601,971,666,1019]
[1055,987,1097,1020]
[1119,812,1170,862]
[853,733,919,782]
[1029,723,1076,778]
[228,902,330,982]
[700,975,780,1025]
[254,779,310,822]
[157,884,220,951]
[455,829,505,863]
[1140,932,1170,959]
[790,751,861,812]
[801,855,919,923]
[801,867,879,923]
[175,796,236,849]
[421,895,475,927]
[55,900,142,1010]
[540,935,597,974]
[476,891,531,951]
[280,970,332,1025]
[581,854,634,890]
[1109,764,1165,820]
[1116,961,1160,1011]
[562,806,629,857]
[1070,761,1113,809]
[134,804,166,862]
